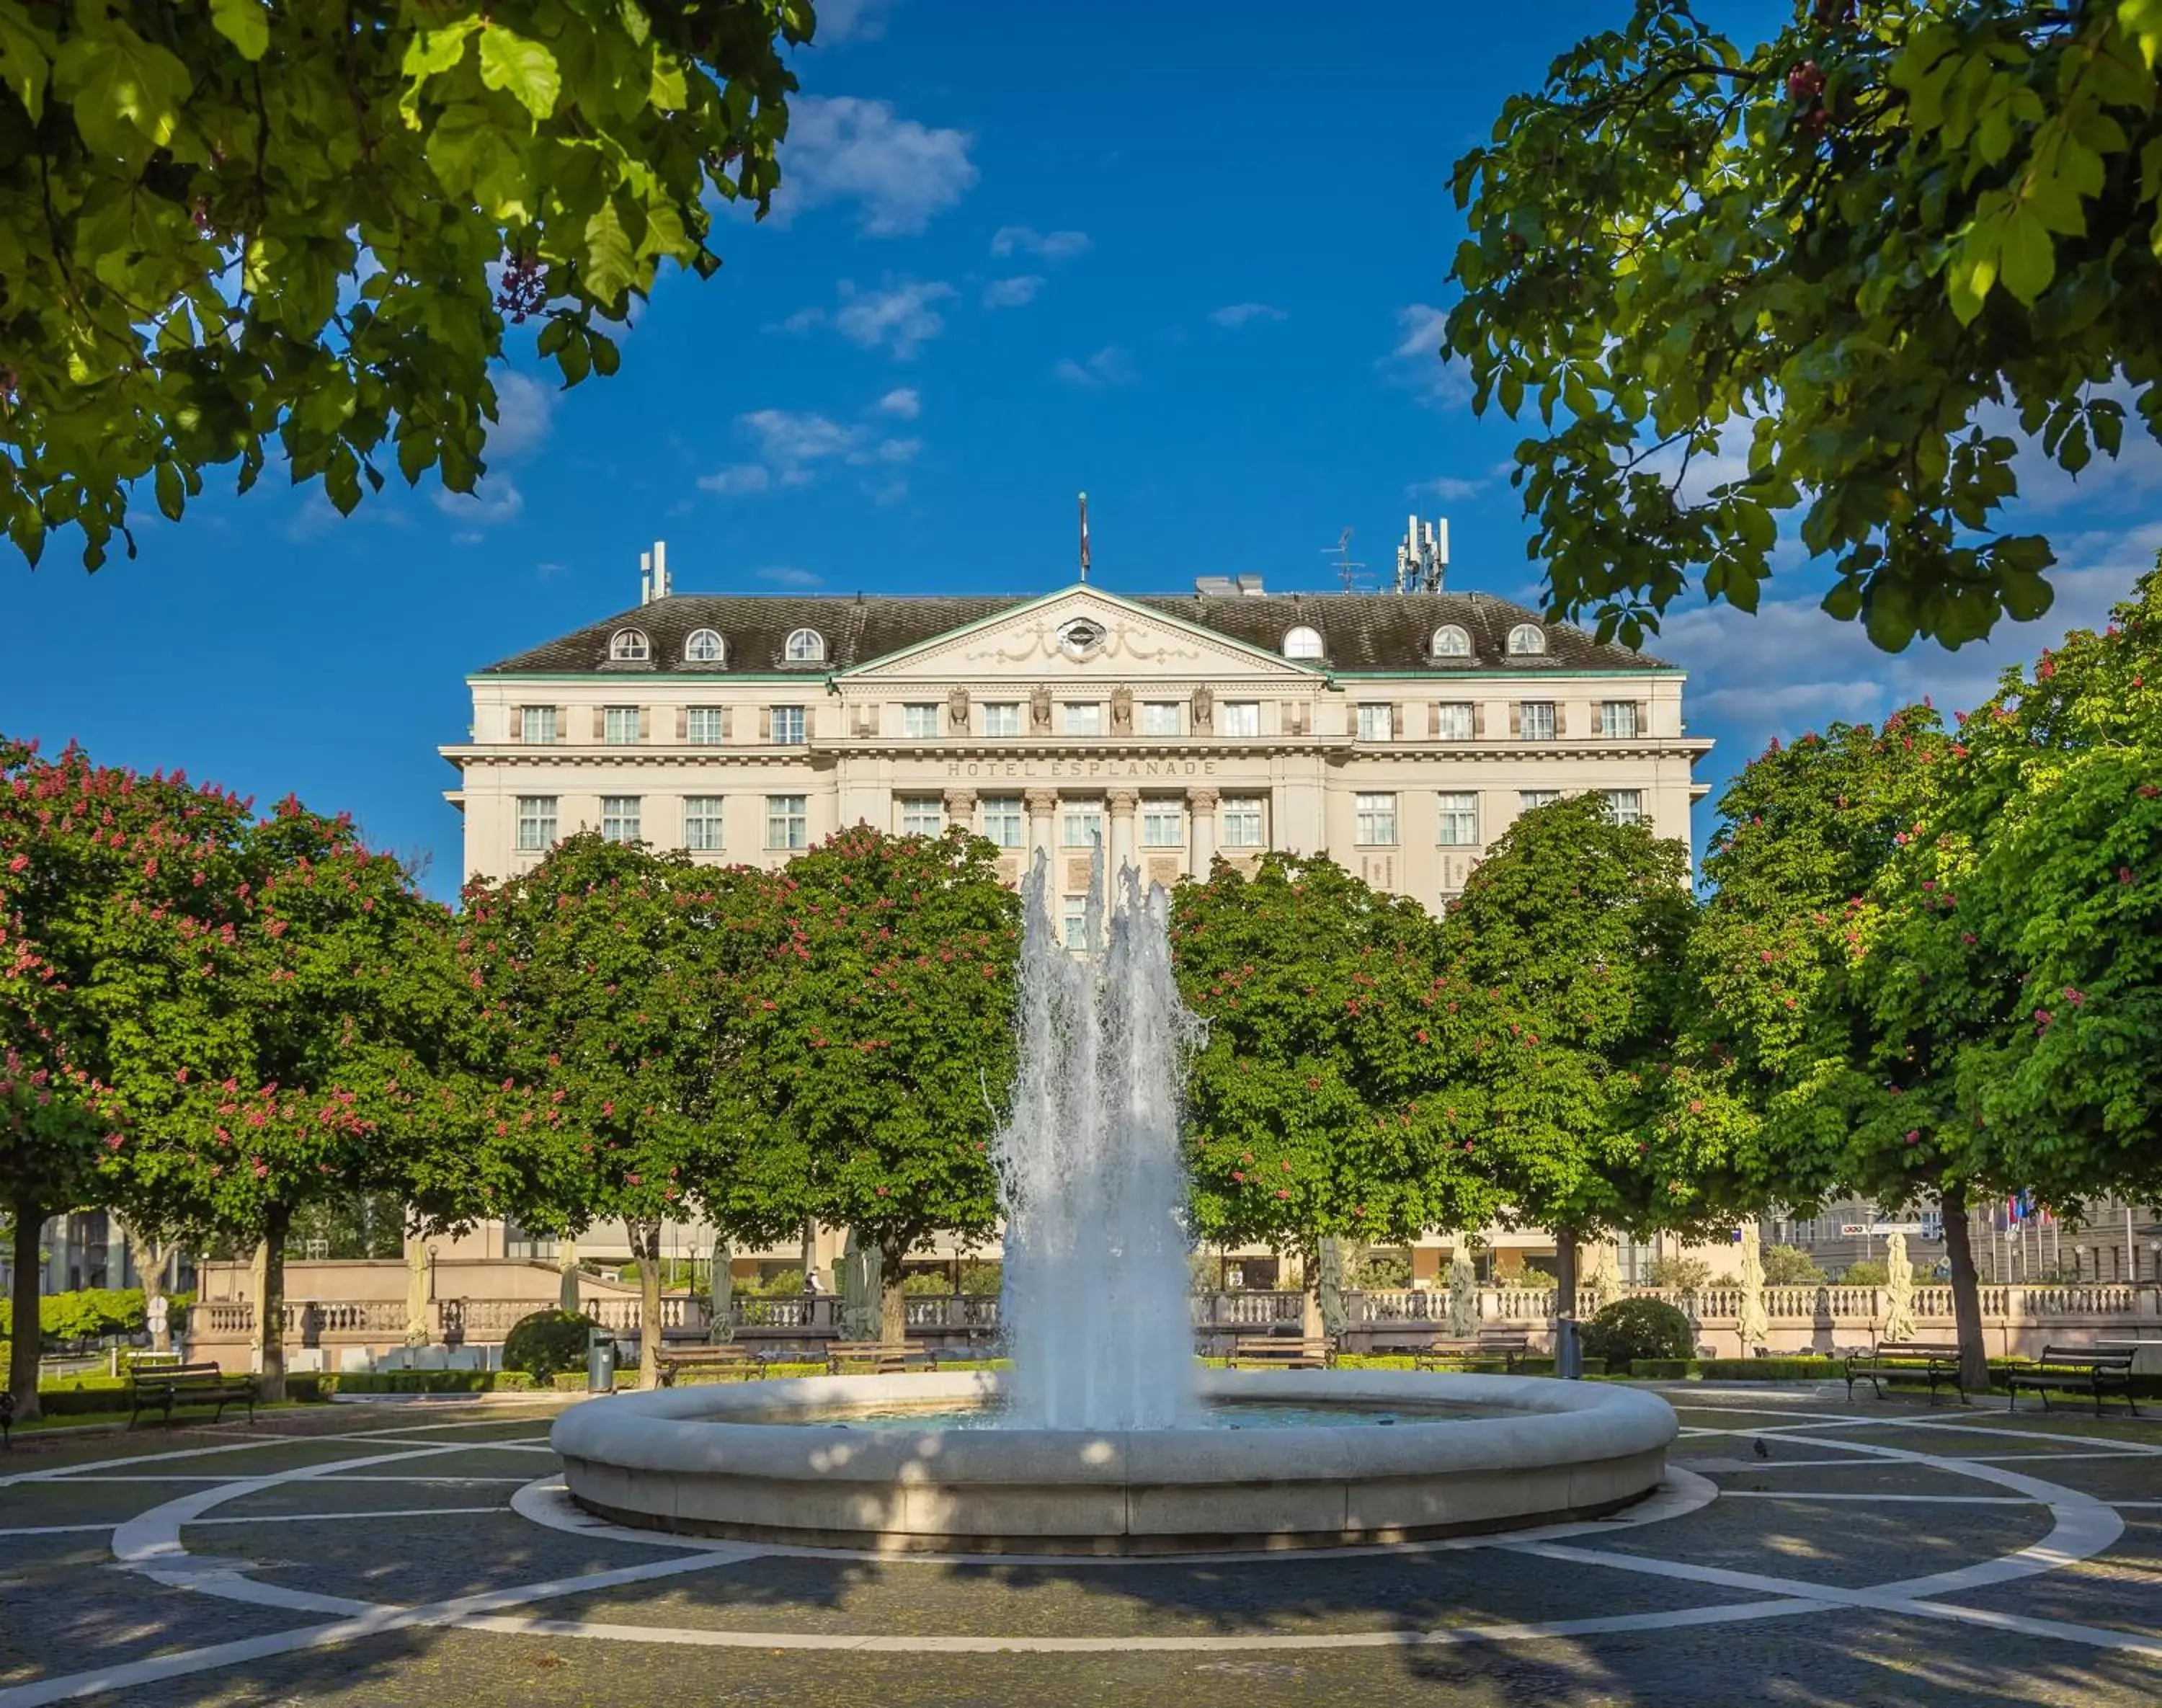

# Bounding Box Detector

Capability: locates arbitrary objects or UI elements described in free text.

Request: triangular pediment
[838,585,1323,682]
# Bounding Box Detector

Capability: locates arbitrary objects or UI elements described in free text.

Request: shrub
[958,1261,1002,1296]
[1580,1297,1694,1365]
[37,1287,146,1343]
[902,1269,953,1295]
[1840,1259,1888,1286]
[1350,1247,1413,1290]
[1645,1255,1712,1292]
[334,1371,534,1394]
[502,1309,598,1382]
[1697,1357,1844,1381]
[1625,1358,1696,1381]
[1762,1245,1830,1286]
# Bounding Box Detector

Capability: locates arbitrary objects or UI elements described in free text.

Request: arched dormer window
[784,627,827,664]
[684,628,725,664]
[1282,625,1325,661]
[610,628,651,662]
[1431,624,1472,659]
[1506,623,1547,657]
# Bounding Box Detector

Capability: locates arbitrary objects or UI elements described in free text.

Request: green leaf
[0,4,51,121]
[52,25,192,162]
[152,461,183,522]
[208,0,270,61]
[1997,208,2056,304]
[2116,0,2162,71]
[649,55,687,112]
[582,200,639,307]
[478,24,560,122]
[1820,579,1865,623]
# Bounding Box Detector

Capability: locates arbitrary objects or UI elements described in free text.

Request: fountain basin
[551,1369,1677,1554]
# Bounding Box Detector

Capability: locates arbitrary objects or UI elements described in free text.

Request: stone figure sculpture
[1315,1237,1347,1341]
[1191,683,1214,731]
[1030,684,1053,732]
[1738,1222,1770,1353]
[1447,1250,1479,1338]
[948,684,970,730]
[1111,685,1134,731]
[1882,1230,1918,1343]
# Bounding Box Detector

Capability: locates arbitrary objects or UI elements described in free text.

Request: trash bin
[1553,1317,1582,1381]
[587,1327,617,1394]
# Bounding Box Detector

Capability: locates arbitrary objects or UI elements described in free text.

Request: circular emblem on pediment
[1058,618,1108,658]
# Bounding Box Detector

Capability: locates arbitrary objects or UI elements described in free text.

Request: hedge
[331,1370,538,1395]
[24,1371,333,1415]
[1696,1357,1847,1382]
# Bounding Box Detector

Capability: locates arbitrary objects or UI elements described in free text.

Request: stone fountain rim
[551,1368,1678,1487]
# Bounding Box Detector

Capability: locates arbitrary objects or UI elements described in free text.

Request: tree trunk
[9,1197,44,1423]
[628,1218,663,1389]
[1939,1179,1989,1394]
[253,1202,290,1403]
[878,1234,909,1345]
[1554,1227,1580,1323]
[120,1218,172,1353]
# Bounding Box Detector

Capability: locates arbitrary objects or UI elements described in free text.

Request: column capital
[1107,788,1140,815]
[1024,788,1059,816]
[943,788,978,817]
[1187,786,1221,812]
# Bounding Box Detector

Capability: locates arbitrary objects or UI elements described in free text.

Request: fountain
[551,854,1677,1553]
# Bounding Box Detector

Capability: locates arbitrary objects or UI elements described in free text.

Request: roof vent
[1193,575,1237,597]
[1236,573,1265,596]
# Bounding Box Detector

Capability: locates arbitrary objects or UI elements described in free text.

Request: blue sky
[5,0,2158,901]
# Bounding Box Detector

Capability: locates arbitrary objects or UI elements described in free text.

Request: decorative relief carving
[947,685,970,730]
[1187,786,1221,813]
[1107,788,1140,815]
[1029,685,1053,731]
[1110,685,1134,732]
[1191,684,1214,731]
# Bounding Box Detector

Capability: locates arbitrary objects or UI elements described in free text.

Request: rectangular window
[514,796,557,853]
[766,795,809,850]
[902,703,940,739]
[520,706,557,744]
[603,706,640,745]
[984,703,1022,737]
[1062,803,1104,850]
[1142,801,1184,848]
[1437,792,1480,847]
[770,705,806,744]
[1519,789,1561,811]
[982,796,1025,849]
[1519,702,1556,742]
[1063,701,1103,736]
[1354,793,1397,847]
[1600,700,1639,739]
[1061,894,1090,950]
[1605,788,1645,826]
[685,707,726,744]
[1140,701,1183,737]
[600,796,641,844]
[898,796,943,837]
[1220,701,1260,737]
[1435,702,1475,742]
[1356,703,1394,742]
[684,796,725,852]
[1220,796,1265,848]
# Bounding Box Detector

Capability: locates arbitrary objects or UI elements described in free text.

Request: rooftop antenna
[1322,528,1366,591]
[1078,492,1091,584]
[1394,515,1448,593]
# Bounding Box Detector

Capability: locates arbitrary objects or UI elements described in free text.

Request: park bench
[1227,1335,1333,1369]
[2006,1344,2140,1418]
[654,1344,768,1387]
[825,1340,935,1376]
[1414,1330,1533,1373]
[1844,1340,1965,1405]
[128,1362,257,1429]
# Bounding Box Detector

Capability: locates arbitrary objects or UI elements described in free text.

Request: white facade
[442,582,1712,909]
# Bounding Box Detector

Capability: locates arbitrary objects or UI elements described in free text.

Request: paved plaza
[1,1388,2158,1707]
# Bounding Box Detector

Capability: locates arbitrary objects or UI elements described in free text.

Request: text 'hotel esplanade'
[440,532,1714,924]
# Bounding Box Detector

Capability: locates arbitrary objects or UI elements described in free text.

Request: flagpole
[1078,491,1090,584]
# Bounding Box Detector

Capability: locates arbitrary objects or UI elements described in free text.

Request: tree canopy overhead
[1443,0,2162,652]
[1,0,812,569]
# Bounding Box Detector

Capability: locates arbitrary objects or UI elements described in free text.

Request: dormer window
[1431,624,1472,659]
[610,628,651,662]
[784,627,827,664]
[1506,623,1547,657]
[684,628,725,664]
[1282,625,1325,661]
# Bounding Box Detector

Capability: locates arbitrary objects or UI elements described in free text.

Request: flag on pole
[1078,491,1090,582]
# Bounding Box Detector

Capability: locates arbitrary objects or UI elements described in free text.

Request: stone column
[1108,789,1139,884]
[943,788,978,837]
[1025,788,1059,866]
[1188,786,1219,879]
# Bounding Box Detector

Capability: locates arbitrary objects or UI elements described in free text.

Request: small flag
[1078,491,1090,582]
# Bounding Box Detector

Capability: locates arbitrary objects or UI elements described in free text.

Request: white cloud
[433,475,524,528]
[698,409,922,496]
[1211,302,1285,329]
[809,0,893,43]
[484,370,553,458]
[1379,303,1470,407]
[1407,475,1489,502]
[989,226,1090,262]
[783,97,977,236]
[832,277,954,358]
[982,275,1044,309]
[1658,520,2161,752]
[771,305,826,335]
[757,566,824,587]
[876,387,921,419]
[1052,346,1134,388]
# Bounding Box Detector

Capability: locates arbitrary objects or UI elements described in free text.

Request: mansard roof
[478,587,1673,676]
